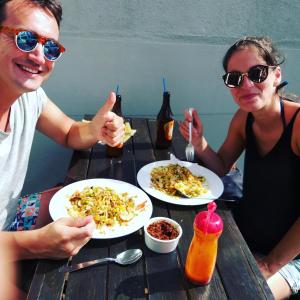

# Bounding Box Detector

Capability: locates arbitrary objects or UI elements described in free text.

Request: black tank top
[234,102,300,257]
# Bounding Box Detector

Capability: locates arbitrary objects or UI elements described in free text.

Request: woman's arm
[179,108,246,176]
[259,217,300,278]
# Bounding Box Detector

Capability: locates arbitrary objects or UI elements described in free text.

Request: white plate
[137,160,224,206]
[49,178,153,239]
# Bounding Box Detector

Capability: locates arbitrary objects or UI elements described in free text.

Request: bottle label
[164,120,174,141]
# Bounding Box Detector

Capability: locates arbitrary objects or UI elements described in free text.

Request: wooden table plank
[86,142,112,179]
[132,118,169,218]
[63,240,109,300]
[137,119,188,299]
[148,118,228,299]
[27,260,67,300]
[217,210,274,300]
[104,127,147,300]
[108,233,146,300]
[63,148,91,185]
[132,118,156,169]
[27,138,92,299]
[61,139,110,300]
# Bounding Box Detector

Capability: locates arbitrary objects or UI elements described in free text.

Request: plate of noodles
[49,178,153,239]
[137,160,224,206]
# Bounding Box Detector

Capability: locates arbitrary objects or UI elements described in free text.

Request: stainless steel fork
[185,108,194,161]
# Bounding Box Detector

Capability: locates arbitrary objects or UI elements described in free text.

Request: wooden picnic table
[26,117,274,300]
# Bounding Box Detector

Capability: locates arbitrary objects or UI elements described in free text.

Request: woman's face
[226,46,281,112]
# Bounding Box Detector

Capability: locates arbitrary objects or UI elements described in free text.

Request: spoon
[59,249,143,273]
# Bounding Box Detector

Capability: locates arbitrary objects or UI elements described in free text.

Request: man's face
[0,0,60,97]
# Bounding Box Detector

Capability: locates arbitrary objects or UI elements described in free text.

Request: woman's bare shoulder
[287,101,300,155]
[231,109,248,128]
[284,100,300,122]
[284,99,300,109]
[228,109,248,140]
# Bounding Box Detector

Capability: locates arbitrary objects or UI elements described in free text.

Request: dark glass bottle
[106,94,124,157]
[155,91,174,149]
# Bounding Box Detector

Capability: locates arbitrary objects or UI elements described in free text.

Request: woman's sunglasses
[0,26,65,61]
[222,64,277,88]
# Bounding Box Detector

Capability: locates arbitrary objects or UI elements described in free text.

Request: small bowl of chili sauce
[144,217,182,253]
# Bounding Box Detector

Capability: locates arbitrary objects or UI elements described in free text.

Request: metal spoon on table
[59,249,143,273]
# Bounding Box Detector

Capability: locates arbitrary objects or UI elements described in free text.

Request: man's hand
[35,216,96,259]
[90,92,124,146]
[38,92,124,149]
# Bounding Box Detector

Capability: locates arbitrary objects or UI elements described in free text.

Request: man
[0,0,124,260]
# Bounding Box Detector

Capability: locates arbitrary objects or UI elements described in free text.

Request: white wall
[23,0,300,194]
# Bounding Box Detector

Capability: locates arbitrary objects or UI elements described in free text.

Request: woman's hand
[179,109,205,152]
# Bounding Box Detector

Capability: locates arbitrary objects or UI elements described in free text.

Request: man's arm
[1,217,95,260]
[37,92,124,149]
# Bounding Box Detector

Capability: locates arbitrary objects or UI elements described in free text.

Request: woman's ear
[274,66,282,88]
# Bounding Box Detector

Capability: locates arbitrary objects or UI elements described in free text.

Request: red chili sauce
[147,220,179,240]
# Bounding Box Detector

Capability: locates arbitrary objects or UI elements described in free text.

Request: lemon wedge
[124,122,136,143]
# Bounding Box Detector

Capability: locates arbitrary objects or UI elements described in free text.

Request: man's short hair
[0,0,62,27]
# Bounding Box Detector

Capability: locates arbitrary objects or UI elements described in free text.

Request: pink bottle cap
[194,202,223,234]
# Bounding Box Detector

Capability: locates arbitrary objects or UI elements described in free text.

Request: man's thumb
[61,216,94,228]
[99,92,116,115]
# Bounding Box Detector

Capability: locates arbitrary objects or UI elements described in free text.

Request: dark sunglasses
[222,64,277,88]
[0,25,65,61]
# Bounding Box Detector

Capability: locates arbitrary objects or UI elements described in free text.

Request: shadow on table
[16,260,38,294]
[114,268,185,299]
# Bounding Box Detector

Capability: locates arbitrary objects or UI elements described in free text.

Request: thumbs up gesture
[90,92,125,146]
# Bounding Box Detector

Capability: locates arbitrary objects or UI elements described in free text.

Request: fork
[185,108,194,161]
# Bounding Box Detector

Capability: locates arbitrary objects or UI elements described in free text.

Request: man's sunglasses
[0,26,65,61]
[222,64,277,88]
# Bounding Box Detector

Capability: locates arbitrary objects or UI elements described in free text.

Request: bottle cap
[194,202,223,234]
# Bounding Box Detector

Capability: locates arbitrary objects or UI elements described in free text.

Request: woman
[180,36,300,299]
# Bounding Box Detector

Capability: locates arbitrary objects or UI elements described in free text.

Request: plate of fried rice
[49,178,152,239]
[137,160,224,206]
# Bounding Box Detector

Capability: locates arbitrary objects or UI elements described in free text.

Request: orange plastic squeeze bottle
[185,201,223,285]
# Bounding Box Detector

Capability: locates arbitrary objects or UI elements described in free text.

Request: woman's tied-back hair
[0,0,62,27]
[222,36,285,72]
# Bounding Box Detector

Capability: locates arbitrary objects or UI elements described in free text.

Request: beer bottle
[155,91,174,149]
[106,94,124,157]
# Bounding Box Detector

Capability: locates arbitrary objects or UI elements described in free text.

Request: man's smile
[16,63,42,75]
